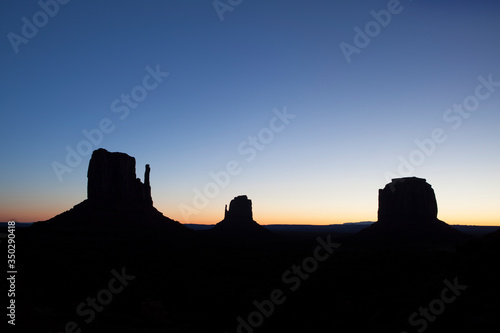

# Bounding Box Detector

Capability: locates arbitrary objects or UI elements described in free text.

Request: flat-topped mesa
[347,176,472,249]
[378,177,438,225]
[87,148,152,206]
[224,195,253,222]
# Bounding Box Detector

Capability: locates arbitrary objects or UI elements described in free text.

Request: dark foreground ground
[3,223,500,333]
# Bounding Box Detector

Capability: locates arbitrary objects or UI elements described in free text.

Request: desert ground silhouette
[4,148,500,332]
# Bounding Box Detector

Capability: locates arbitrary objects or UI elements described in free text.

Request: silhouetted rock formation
[31,148,190,237]
[209,195,273,238]
[88,148,153,206]
[224,195,253,223]
[350,177,472,249]
[378,177,438,226]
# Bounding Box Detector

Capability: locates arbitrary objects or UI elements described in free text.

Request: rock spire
[87,148,152,206]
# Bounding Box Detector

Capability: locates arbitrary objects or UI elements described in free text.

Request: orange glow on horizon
[1,203,498,227]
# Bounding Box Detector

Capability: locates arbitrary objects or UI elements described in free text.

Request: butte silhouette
[208,195,274,239]
[30,148,190,236]
[350,177,472,249]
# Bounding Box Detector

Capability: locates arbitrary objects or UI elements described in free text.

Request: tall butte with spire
[32,148,189,235]
[87,148,153,207]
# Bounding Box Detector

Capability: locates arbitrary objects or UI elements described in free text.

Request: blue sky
[1,0,499,225]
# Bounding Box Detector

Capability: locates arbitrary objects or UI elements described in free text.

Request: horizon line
[3,221,500,227]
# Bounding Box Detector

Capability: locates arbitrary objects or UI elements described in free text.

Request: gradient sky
[1,0,499,225]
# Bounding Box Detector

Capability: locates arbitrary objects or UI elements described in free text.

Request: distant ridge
[0,222,33,228]
[179,223,499,238]
[6,222,496,238]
